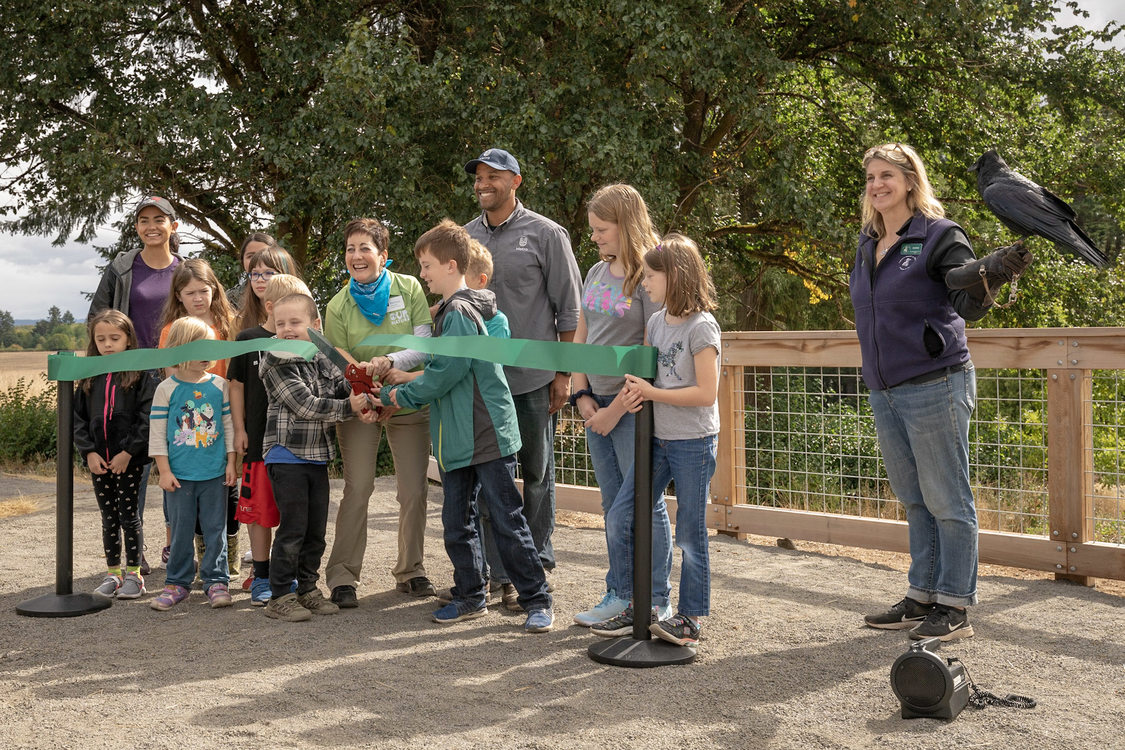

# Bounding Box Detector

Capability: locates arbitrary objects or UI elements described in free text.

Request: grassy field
[0,351,53,394]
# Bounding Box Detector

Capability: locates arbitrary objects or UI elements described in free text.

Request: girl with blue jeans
[570,184,664,627]
[595,233,721,647]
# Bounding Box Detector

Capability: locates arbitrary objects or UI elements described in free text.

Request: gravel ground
[1,472,1122,749]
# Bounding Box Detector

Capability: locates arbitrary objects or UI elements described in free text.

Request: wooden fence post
[714,360,747,539]
[1046,365,1095,586]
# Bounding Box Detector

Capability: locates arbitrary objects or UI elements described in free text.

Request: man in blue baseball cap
[462,148,582,605]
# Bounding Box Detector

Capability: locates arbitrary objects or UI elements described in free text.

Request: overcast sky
[1,1,1122,320]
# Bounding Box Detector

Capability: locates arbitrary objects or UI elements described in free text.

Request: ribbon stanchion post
[587,400,696,668]
[17,374,111,617]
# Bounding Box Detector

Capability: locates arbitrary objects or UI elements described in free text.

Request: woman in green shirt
[323,218,436,607]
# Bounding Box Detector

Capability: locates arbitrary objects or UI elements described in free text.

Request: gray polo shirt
[465,200,582,396]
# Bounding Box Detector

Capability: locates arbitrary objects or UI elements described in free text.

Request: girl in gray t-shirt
[571,185,665,631]
[621,233,721,649]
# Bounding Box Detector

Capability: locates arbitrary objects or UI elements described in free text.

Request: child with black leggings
[75,310,157,600]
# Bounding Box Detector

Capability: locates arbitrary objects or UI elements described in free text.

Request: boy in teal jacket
[380,219,553,633]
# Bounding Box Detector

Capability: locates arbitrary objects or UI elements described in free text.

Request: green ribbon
[356,334,656,378]
[47,334,656,381]
[47,340,318,381]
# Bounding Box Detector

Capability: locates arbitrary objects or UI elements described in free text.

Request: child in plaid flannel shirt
[258,293,377,622]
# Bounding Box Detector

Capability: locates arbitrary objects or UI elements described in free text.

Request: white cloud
[0,237,108,319]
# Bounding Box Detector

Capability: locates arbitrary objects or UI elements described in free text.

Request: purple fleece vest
[849,215,969,390]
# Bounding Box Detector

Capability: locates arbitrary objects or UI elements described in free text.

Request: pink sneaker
[150,584,189,611]
[207,583,232,608]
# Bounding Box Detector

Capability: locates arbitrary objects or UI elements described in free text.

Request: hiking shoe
[396,576,437,597]
[574,591,630,627]
[297,589,339,615]
[264,592,311,622]
[591,605,636,637]
[910,604,974,642]
[117,572,146,600]
[524,608,554,633]
[250,577,272,607]
[150,584,189,611]
[331,585,358,608]
[865,597,935,630]
[160,545,170,565]
[206,583,232,608]
[437,587,492,605]
[650,613,701,646]
[500,583,521,612]
[93,574,122,599]
[590,604,668,637]
[432,601,488,624]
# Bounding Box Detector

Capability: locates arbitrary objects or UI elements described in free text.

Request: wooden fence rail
[430,327,1125,584]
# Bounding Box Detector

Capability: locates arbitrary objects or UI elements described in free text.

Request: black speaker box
[890,637,970,720]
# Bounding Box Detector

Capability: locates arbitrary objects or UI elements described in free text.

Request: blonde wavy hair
[587,184,660,297]
[860,143,945,240]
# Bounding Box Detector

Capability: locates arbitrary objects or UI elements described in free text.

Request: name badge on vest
[387,296,406,312]
[901,243,923,256]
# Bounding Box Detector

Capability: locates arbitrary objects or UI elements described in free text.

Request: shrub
[0,376,58,462]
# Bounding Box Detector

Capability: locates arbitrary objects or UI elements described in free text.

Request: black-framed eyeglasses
[250,271,277,282]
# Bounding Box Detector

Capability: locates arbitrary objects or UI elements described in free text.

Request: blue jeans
[440,455,550,612]
[604,462,672,605]
[869,366,979,607]
[513,384,557,570]
[649,435,717,617]
[165,477,228,589]
[585,393,639,595]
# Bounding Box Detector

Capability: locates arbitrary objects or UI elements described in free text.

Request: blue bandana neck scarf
[349,259,394,326]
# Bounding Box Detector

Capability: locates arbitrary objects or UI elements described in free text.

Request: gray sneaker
[116,572,146,600]
[297,588,340,615]
[264,592,312,622]
[93,574,122,599]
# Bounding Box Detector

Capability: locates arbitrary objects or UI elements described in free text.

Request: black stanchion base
[16,593,112,618]
[588,636,697,668]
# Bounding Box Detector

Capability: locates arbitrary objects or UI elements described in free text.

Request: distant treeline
[0,307,85,351]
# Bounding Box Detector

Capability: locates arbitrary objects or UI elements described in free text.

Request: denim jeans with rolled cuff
[868,365,979,607]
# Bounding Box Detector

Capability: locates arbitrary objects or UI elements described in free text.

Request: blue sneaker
[573,591,629,627]
[524,608,554,633]
[250,577,272,607]
[432,600,488,624]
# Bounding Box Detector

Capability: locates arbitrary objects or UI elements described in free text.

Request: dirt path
[1,475,1122,749]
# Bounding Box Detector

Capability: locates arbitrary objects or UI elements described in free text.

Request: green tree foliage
[0,310,14,347]
[1,1,1122,328]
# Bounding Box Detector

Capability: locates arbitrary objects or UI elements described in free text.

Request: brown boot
[226,533,241,578]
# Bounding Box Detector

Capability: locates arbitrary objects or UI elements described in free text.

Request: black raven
[970,150,1108,269]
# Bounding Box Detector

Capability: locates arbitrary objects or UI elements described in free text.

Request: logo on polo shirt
[519,235,528,248]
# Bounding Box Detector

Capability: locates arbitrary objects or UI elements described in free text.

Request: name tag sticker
[901,243,923,256]
[387,296,406,312]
